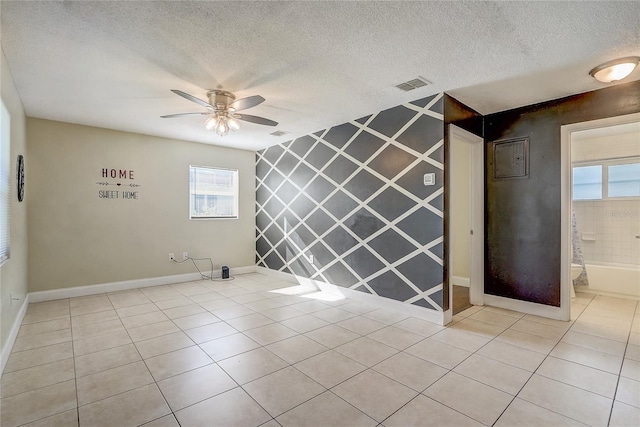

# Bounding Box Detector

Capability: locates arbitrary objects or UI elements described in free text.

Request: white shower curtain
[572,210,589,286]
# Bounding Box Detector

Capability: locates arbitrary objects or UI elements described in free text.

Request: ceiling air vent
[270,130,289,137]
[394,76,431,92]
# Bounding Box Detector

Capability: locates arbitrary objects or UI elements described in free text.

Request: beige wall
[450,135,471,279]
[572,131,640,162]
[1,47,29,352]
[27,119,255,292]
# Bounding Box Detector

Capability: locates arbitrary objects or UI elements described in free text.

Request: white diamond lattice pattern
[256,93,445,311]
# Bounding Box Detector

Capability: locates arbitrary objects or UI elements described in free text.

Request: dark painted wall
[444,94,483,138]
[442,95,484,311]
[484,80,640,306]
[256,94,446,311]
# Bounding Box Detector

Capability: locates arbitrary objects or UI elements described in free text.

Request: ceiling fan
[161,89,278,136]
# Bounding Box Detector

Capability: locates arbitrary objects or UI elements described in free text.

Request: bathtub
[580,262,640,299]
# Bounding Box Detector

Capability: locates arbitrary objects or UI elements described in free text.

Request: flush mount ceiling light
[589,56,640,83]
[161,89,278,137]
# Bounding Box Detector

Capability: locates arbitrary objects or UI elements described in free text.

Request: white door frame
[561,112,640,315]
[449,125,484,315]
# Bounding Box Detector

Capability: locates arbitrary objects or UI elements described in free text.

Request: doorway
[449,125,484,316]
[561,112,640,307]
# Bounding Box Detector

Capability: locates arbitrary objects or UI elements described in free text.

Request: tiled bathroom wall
[256,93,445,311]
[573,199,640,266]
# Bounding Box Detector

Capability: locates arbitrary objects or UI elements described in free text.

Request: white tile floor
[1,273,639,426]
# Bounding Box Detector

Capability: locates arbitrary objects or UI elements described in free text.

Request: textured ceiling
[1,1,639,151]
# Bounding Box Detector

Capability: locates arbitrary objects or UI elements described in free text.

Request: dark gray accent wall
[484,80,640,306]
[256,94,445,311]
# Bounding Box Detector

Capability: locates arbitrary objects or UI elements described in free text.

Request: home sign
[96,168,141,200]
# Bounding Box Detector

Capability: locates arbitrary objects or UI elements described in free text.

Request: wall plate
[423,173,435,186]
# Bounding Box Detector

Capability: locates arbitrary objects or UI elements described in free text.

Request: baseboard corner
[1,293,30,374]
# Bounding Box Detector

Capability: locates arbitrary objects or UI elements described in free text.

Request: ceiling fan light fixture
[204,116,218,130]
[228,117,240,131]
[216,118,229,136]
[164,89,277,137]
[589,56,640,83]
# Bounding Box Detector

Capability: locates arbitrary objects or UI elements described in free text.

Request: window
[573,165,602,200]
[189,166,238,219]
[608,163,640,197]
[0,99,10,264]
[572,158,640,200]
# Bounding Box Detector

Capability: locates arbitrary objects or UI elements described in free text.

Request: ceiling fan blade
[160,112,210,118]
[236,114,278,127]
[170,89,213,109]
[230,95,265,111]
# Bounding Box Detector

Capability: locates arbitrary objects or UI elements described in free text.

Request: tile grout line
[414,302,594,426]
[378,305,521,426]
[144,279,282,424]
[193,279,301,426]
[9,280,637,427]
[503,296,597,424]
[605,299,639,427]
[69,298,81,427]
[500,294,623,426]
[72,286,397,424]
[108,290,176,425]
[5,300,77,425]
[424,306,526,426]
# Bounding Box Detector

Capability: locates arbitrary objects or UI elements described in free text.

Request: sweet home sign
[96,168,141,200]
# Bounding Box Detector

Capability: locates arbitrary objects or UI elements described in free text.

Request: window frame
[189,165,239,220]
[572,156,640,202]
[0,99,11,266]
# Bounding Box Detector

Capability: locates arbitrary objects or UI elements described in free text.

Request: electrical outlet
[169,253,175,261]
[183,252,188,261]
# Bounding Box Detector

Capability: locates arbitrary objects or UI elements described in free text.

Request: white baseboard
[231,266,257,276]
[575,287,640,301]
[483,294,570,321]
[29,273,203,303]
[316,281,445,325]
[3,267,256,373]
[452,276,470,288]
[256,267,445,325]
[29,266,256,303]
[255,266,299,284]
[7,264,444,372]
[1,293,30,374]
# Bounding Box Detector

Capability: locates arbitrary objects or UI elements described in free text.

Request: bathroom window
[572,159,640,200]
[608,163,640,197]
[573,165,602,200]
[189,166,239,219]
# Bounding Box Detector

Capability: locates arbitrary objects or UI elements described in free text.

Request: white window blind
[189,166,239,219]
[608,163,640,197]
[573,158,640,201]
[572,165,602,200]
[0,99,11,264]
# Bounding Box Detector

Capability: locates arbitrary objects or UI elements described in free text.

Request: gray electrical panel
[493,137,529,180]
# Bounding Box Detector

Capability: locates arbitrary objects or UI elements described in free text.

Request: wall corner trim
[1,293,30,374]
